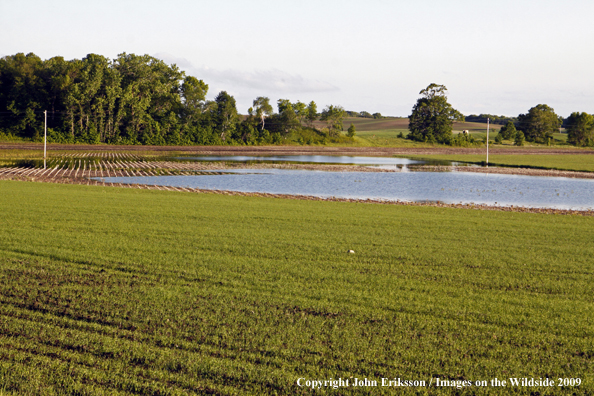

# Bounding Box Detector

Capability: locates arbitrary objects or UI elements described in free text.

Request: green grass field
[404,154,594,172]
[353,130,414,147]
[1,181,593,394]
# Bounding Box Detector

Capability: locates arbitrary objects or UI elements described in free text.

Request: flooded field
[2,153,593,211]
[99,169,594,211]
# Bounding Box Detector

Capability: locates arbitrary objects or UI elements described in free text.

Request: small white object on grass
[348,250,355,254]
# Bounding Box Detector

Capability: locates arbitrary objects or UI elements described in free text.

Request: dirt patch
[1,142,592,157]
[410,165,594,179]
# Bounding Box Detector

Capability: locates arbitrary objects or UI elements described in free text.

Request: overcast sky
[2,0,593,117]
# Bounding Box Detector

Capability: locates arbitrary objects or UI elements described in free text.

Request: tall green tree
[306,101,317,126]
[514,130,525,146]
[408,83,463,144]
[565,112,594,146]
[293,101,308,125]
[211,91,238,141]
[347,123,356,137]
[320,105,345,137]
[39,56,72,134]
[498,120,518,140]
[181,76,208,117]
[0,53,45,139]
[252,96,273,131]
[275,99,300,135]
[114,53,184,144]
[517,104,562,143]
[64,54,115,143]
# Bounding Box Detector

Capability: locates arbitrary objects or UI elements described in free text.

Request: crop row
[0,157,226,185]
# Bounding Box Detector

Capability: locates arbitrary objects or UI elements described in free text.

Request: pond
[98,169,594,211]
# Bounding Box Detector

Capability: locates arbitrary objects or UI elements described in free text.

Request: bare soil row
[1,142,593,156]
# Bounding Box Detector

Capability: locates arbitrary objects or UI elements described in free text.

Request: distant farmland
[332,117,495,133]
[322,117,496,146]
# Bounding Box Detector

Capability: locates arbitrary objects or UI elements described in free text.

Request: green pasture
[1,181,593,394]
[340,118,416,147]
[404,153,594,172]
[340,117,409,132]
[354,130,415,147]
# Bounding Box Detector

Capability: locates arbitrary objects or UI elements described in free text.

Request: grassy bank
[1,181,593,394]
[403,154,594,173]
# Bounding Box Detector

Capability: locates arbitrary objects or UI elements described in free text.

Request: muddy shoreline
[164,161,594,179]
[408,165,594,179]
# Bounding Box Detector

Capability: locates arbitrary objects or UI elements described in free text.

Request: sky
[1,0,593,117]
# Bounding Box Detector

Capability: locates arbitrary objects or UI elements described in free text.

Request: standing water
[98,169,594,211]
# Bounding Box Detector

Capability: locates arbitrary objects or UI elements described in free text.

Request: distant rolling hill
[332,117,493,133]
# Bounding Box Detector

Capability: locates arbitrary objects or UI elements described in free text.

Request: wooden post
[44,110,47,169]
[486,118,489,167]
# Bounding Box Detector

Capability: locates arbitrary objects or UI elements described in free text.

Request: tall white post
[44,110,47,169]
[486,117,489,167]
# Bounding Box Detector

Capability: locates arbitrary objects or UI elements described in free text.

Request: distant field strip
[0,182,593,394]
[404,154,594,173]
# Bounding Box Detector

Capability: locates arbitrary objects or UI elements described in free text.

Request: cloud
[154,52,195,69]
[154,52,339,94]
[198,68,339,94]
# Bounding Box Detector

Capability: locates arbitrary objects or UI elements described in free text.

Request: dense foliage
[0,53,200,144]
[345,110,384,119]
[0,53,352,145]
[465,114,517,125]
[517,104,563,143]
[408,84,464,144]
[565,112,594,146]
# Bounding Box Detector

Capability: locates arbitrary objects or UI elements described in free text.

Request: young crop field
[0,181,593,394]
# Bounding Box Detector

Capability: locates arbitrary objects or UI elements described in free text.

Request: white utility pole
[44,110,47,169]
[486,117,489,167]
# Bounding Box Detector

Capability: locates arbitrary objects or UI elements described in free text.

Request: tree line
[0,52,353,145]
[345,110,384,119]
[465,114,517,125]
[408,84,594,147]
[3,53,592,147]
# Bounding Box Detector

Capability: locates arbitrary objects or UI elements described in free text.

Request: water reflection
[175,155,425,165]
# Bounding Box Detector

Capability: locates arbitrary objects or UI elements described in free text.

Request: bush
[450,132,477,147]
[347,123,356,138]
[514,130,525,146]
